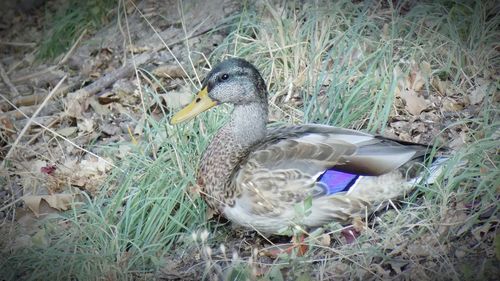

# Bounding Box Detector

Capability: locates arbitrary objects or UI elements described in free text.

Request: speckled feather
[180,58,443,234]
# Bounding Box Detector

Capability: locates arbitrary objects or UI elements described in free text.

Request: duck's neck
[198,101,268,211]
[226,102,268,148]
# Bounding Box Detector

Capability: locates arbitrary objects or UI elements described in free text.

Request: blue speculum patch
[317,169,360,195]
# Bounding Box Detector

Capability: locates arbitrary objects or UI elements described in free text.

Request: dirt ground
[0,0,238,217]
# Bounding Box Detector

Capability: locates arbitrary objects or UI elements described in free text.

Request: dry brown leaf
[56,126,78,137]
[46,156,111,194]
[469,78,490,105]
[22,194,76,217]
[64,96,84,118]
[81,157,111,174]
[77,117,94,132]
[88,96,111,115]
[432,77,452,96]
[161,85,193,110]
[443,97,464,112]
[319,233,331,247]
[22,195,42,216]
[409,63,425,92]
[153,64,187,79]
[352,216,365,232]
[400,88,428,115]
[394,65,429,115]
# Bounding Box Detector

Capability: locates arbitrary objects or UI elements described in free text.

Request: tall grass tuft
[38,0,116,59]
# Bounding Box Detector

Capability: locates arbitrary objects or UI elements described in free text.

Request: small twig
[1,75,66,167]
[11,65,57,83]
[14,93,49,107]
[3,102,58,120]
[59,28,88,65]
[0,63,20,96]
[7,49,37,75]
[0,41,36,47]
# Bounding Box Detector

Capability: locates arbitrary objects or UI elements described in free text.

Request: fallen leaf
[64,93,84,118]
[400,88,428,115]
[319,233,331,247]
[341,226,360,244]
[394,65,429,115]
[56,126,78,137]
[22,194,76,217]
[40,164,56,175]
[22,195,42,216]
[81,157,111,174]
[352,216,365,232]
[432,77,451,96]
[161,85,193,110]
[77,117,94,132]
[153,64,187,79]
[88,96,111,115]
[469,78,490,105]
[443,97,464,112]
[409,63,425,92]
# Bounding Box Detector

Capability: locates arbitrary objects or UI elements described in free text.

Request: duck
[171,58,446,234]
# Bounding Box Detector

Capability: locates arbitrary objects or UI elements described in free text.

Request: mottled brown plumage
[171,58,446,234]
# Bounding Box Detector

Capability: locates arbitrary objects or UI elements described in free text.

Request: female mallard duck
[171,58,445,234]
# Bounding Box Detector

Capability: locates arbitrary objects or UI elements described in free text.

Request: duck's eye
[220,73,229,81]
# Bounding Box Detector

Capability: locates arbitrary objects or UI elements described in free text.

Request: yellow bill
[170,87,217,124]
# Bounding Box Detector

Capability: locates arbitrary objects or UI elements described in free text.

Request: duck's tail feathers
[408,156,450,185]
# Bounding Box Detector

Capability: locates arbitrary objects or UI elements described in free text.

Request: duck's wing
[244,124,429,175]
[230,125,429,215]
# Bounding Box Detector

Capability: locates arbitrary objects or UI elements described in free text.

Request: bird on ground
[171,58,446,235]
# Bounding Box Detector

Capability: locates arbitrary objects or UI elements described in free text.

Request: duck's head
[171,58,268,124]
